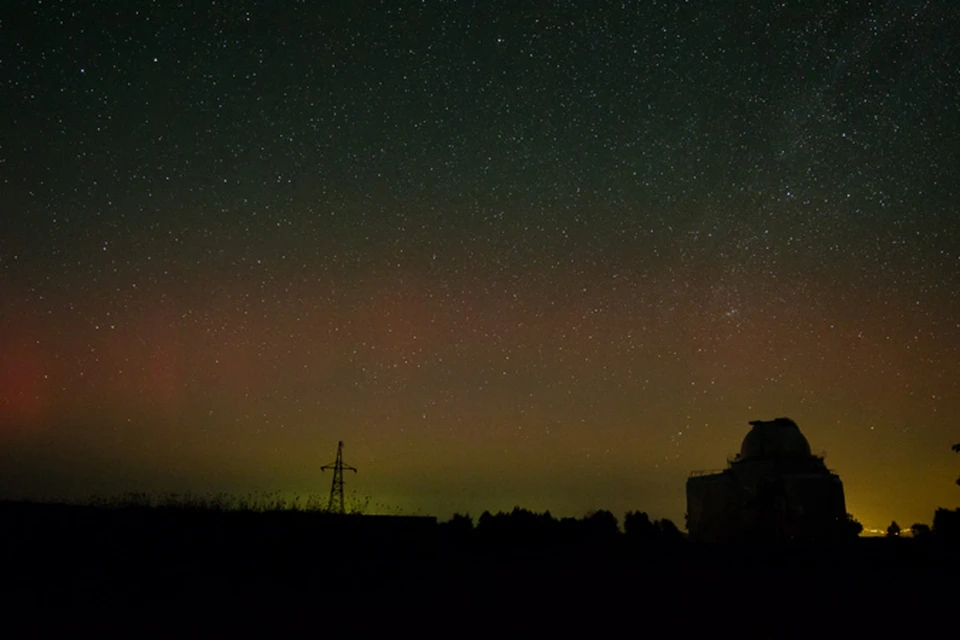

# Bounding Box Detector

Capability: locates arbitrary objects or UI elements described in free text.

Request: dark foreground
[3,501,958,635]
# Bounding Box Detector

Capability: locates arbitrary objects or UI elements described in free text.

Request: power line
[321,441,357,514]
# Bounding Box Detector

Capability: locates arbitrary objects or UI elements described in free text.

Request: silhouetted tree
[448,512,473,528]
[886,521,901,538]
[656,518,683,543]
[910,523,932,541]
[582,510,619,541]
[841,513,863,538]
[475,507,559,547]
[933,508,960,546]
[624,510,657,542]
[558,516,582,543]
[442,512,474,544]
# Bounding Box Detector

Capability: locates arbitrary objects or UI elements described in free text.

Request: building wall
[687,467,846,543]
[686,473,741,543]
[781,473,847,540]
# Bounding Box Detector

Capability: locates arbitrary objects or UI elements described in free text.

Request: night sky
[2,1,959,531]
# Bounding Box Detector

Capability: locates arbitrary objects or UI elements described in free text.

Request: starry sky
[2,1,959,530]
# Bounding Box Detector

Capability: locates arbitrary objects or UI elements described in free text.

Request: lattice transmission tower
[321,441,357,514]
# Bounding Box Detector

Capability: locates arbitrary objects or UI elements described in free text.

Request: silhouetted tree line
[439,506,960,549]
[439,507,684,549]
[885,443,960,547]
[878,513,960,547]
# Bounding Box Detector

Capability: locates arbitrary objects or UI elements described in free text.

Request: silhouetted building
[686,418,846,543]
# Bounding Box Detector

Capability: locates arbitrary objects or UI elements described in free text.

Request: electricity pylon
[321,441,357,514]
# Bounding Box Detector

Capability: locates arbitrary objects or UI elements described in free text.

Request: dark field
[3,501,958,635]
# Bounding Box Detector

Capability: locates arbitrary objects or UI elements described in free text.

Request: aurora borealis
[2,1,959,531]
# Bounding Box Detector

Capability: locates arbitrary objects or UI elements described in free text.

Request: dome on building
[739,417,812,460]
[687,416,846,543]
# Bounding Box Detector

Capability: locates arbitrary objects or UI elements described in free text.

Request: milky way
[2,1,959,530]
